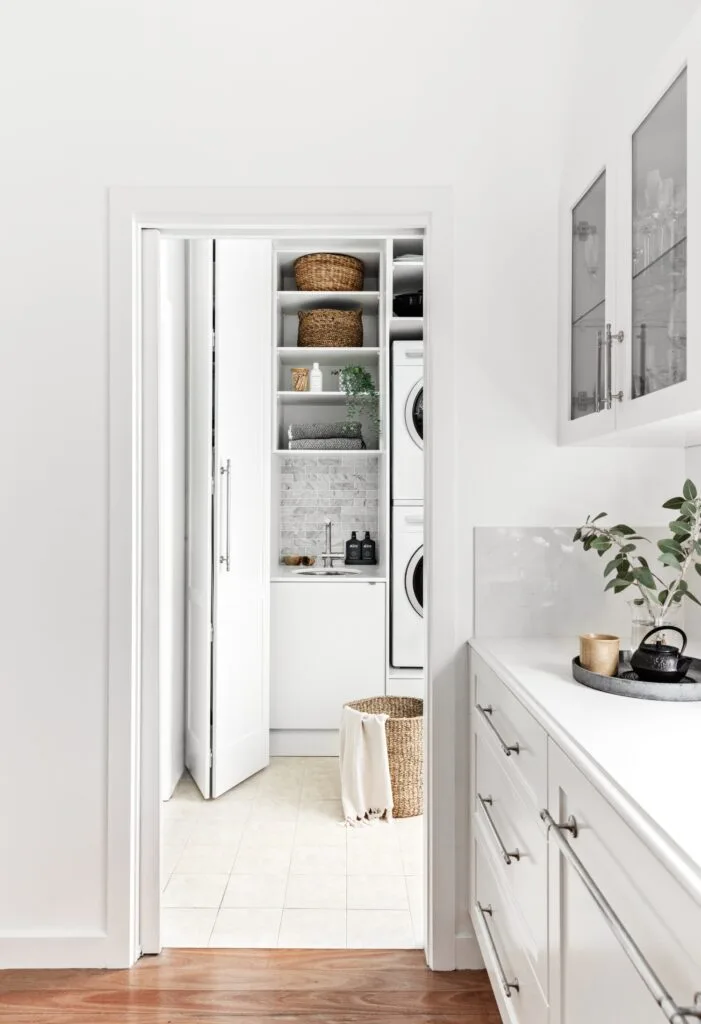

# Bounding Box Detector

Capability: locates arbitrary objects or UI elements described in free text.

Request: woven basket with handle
[345,696,423,818]
[297,308,363,348]
[294,252,364,292]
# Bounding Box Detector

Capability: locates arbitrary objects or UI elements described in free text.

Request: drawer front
[473,654,547,808]
[475,728,548,994]
[548,740,701,1023]
[473,833,548,1024]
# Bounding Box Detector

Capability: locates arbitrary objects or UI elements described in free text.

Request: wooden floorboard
[0,949,500,1023]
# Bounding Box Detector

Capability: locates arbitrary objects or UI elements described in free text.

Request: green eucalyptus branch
[573,479,701,622]
[334,366,380,433]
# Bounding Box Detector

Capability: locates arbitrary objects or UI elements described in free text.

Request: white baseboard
[0,934,128,969]
[270,730,339,757]
[455,932,485,970]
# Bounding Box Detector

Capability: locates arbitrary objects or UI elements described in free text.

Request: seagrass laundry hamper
[345,696,424,817]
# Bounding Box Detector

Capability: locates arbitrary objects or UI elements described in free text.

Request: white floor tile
[196,799,253,823]
[175,844,240,875]
[301,776,340,801]
[162,873,229,909]
[347,874,410,911]
[346,909,416,949]
[161,908,218,947]
[189,821,247,846]
[232,844,292,876]
[209,908,282,948]
[400,846,424,875]
[243,821,297,846]
[294,822,346,848]
[163,819,196,845]
[222,873,288,909]
[406,875,424,944]
[290,845,346,876]
[285,874,346,910]
[347,844,404,876]
[248,796,300,823]
[297,799,343,824]
[162,844,186,886]
[278,909,346,949]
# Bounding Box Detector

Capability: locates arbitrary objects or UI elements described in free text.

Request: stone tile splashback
[279,455,380,559]
[474,526,674,641]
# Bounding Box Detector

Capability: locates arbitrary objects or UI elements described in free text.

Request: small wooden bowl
[301,556,316,566]
[282,555,302,566]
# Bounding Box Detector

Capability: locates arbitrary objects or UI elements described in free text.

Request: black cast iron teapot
[630,625,691,683]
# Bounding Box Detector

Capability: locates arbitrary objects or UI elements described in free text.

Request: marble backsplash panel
[474,526,675,640]
[279,455,380,559]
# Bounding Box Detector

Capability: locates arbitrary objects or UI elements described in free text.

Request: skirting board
[455,933,485,970]
[270,729,339,757]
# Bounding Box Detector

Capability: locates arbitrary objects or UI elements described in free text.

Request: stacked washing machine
[391,340,424,668]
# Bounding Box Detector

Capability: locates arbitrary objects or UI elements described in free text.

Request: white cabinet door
[271,582,385,730]
[547,741,701,1024]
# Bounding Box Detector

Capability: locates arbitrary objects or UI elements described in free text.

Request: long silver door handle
[596,327,604,412]
[475,902,519,998]
[541,809,701,1022]
[605,323,624,407]
[476,704,520,756]
[219,459,231,572]
[477,794,520,865]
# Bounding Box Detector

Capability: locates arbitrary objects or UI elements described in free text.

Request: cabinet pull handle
[605,323,624,407]
[476,704,520,756]
[596,327,605,412]
[540,809,701,1022]
[475,902,520,998]
[477,794,520,865]
[219,459,231,572]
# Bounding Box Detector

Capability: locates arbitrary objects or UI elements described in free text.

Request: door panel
[212,240,272,798]
[185,240,214,799]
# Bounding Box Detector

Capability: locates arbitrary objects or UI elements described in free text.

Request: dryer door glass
[406,380,424,448]
[406,547,424,617]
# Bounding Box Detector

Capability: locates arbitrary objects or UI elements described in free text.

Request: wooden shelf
[274,448,382,456]
[278,291,380,312]
[277,391,347,406]
[277,346,380,365]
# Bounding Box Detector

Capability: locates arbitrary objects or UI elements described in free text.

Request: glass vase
[628,599,681,651]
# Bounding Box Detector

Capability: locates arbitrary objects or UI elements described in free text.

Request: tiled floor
[162,757,424,950]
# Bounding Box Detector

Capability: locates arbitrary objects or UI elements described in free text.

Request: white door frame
[108,186,462,970]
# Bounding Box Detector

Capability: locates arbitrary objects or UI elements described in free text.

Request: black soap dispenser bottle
[345,531,362,565]
[361,531,377,565]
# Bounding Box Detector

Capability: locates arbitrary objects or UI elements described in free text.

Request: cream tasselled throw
[339,705,394,824]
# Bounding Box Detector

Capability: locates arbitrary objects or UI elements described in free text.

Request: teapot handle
[639,625,687,653]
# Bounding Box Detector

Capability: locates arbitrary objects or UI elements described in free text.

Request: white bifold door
[186,239,271,799]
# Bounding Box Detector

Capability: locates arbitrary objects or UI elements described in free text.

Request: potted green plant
[574,479,701,642]
[334,365,380,434]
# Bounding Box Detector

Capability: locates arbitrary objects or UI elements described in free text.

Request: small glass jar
[628,598,681,650]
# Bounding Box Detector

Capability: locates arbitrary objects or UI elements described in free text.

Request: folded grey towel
[288,421,363,441]
[288,438,366,450]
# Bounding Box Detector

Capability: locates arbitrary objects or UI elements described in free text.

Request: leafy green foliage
[573,480,701,621]
[333,366,380,433]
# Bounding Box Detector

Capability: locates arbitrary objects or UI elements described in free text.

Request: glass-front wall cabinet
[571,172,606,419]
[631,69,687,400]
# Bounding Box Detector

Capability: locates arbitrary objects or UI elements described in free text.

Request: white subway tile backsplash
[279,455,380,559]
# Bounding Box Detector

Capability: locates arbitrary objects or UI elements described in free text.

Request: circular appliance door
[405,379,424,450]
[405,546,424,618]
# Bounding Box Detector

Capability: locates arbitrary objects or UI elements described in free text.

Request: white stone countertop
[469,636,701,904]
[271,564,386,582]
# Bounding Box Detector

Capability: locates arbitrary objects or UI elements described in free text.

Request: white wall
[0,0,697,966]
[159,239,187,801]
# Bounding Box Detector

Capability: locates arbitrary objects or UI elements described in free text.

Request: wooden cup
[579,633,620,677]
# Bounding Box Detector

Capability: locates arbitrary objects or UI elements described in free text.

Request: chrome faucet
[322,519,345,568]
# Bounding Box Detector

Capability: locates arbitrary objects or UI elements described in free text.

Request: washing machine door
[405,379,423,450]
[405,546,424,617]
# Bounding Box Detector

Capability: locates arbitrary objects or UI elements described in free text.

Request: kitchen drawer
[475,728,548,995]
[548,740,701,1024]
[473,653,547,809]
[473,833,548,1024]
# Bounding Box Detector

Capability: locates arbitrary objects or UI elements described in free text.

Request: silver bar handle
[605,323,624,407]
[541,809,701,1023]
[478,794,520,865]
[475,902,519,998]
[219,459,231,572]
[476,704,520,757]
[596,327,604,412]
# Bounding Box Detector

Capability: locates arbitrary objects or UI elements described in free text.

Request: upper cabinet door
[559,161,618,444]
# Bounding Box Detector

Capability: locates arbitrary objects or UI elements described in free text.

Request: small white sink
[293,567,362,576]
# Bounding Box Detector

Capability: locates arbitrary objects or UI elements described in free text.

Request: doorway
[110,186,458,969]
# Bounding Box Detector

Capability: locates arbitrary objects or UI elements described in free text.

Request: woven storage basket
[298,308,363,348]
[345,696,423,818]
[294,252,364,292]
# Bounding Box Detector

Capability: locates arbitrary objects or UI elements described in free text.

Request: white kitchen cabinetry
[270,581,385,731]
[560,15,701,446]
[469,648,701,1024]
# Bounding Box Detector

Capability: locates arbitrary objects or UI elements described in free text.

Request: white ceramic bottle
[309,362,323,393]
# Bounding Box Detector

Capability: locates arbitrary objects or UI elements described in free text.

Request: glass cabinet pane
[632,69,687,399]
[571,172,606,419]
